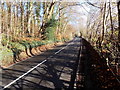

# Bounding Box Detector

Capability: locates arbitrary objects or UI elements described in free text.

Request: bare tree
[0,2,2,46]
[117,0,120,52]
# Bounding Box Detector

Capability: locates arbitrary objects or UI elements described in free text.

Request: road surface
[0,38,81,90]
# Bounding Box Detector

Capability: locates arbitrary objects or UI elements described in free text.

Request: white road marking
[54,41,74,55]
[3,60,47,89]
[3,38,77,89]
[54,47,65,54]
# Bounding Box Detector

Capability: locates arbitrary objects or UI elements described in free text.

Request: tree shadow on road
[1,39,80,90]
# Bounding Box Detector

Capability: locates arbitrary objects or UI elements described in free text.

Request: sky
[65,1,91,31]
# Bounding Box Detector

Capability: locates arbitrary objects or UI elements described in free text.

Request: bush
[30,41,45,48]
[19,40,46,49]
[19,41,30,49]
[9,42,25,52]
[45,27,56,41]
[45,15,58,41]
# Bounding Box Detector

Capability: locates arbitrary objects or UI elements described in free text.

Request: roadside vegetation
[0,2,76,67]
[82,1,120,80]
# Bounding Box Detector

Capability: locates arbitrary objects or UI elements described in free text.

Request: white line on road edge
[54,47,65,54]
[3,38,76,89]
[3,60,47,89]
[54,41,73,55]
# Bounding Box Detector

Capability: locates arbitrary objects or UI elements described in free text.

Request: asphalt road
[0,38,81,90]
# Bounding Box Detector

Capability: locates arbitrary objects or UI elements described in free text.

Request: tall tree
[0,2,2,46]
[27,2,33,37]
[117,0,120,52]
[20,2,24,37]
[109,1,114,38]
[40,1,56,39]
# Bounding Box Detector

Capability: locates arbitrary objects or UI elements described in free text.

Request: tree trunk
[28,2,33,37]
[6,3,11,45]
[100,2,107,54]
[109,2,114,39]
[102,3,106,42]
[117,0,120,52]
[20,2,25,38]
[0,2,2,46]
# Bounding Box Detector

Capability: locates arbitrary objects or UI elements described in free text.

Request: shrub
[9,42,25,52]
[19,41,30,49]
[45,27,56,41]
[45,15,58,41]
